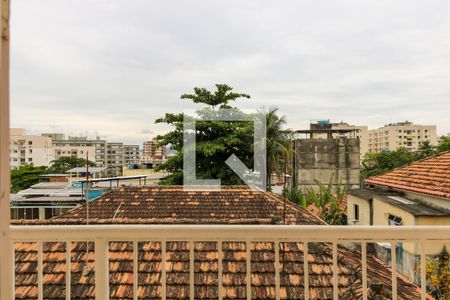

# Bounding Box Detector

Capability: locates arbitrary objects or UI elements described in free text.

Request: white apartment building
[45,134,108,168]
[10,128,54,169]
[52,145,96,162]
[368,121,437,153]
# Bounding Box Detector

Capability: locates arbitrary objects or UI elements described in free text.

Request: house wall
[372,197,416,226]
[347,194,371,225]
[349,194,449,255]
[416,216,450,225]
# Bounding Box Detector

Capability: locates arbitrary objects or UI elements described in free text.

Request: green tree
[436,136,450,154]
[418,140,435,158]
[305,180,347,225]
[361,147,417,180]
[47,156,96,174]
[283,187,309,207]
[283,179,347,225]
[426,251,450,300]
[155,84,253,185]
[264,108,292,190]
[11,164,48,193]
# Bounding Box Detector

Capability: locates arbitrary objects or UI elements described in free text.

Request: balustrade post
[94,238,109,300]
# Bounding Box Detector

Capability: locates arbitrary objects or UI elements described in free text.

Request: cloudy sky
[10,0,450,144]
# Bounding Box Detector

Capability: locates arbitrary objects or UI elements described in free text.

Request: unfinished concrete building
[293,120,361,193]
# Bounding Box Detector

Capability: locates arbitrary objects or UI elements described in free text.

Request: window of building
[28,141,32,145]
[11,208,39,220]
[28,158,33,162]
[353,204,359,221]
[387,214,402,226]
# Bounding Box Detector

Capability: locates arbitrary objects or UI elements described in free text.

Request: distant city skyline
[11,1,450,145]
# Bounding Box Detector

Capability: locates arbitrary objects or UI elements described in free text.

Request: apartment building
[10,128,53,169]
[331,122,369,156]
[52,145,96,162]
[124,144,140,165]
[368,121,437,153]
[107,142,124,176]
[143,140,166,159]
[44,134,109,170]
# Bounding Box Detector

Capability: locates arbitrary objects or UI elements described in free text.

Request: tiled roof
[365,151,450,199]
[14,186,324,225]
[13,186,426,299]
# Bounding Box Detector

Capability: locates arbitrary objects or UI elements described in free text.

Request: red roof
[12,186,428,299]
[365,151,450,199]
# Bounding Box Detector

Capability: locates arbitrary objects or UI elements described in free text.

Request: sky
[10,0,450,145]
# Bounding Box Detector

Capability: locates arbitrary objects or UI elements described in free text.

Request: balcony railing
[6,225,450,300]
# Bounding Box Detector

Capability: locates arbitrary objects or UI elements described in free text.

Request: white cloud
[10,0,450,144]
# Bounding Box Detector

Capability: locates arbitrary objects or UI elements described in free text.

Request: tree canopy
[361,147,417,179]
[361,136,450,180]
[10,156,96,193]
[47,156,96,174]
[436,136,450,153]
[155,84,254,185]
[10,165,48,193]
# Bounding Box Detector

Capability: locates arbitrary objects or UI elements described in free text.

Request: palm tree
[418,140,435,158]
[263,108,292,190]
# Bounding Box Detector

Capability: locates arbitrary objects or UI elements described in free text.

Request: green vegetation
[426,251,450,300]
[264,108,292,190]
[361,136,450,180]
[10,164,48,193]
[283,180,347,225]
[10,156,95,193]
[361,147,417,179]
[47,156,96,174]
[436,135,450,154]
[155,84,290,187]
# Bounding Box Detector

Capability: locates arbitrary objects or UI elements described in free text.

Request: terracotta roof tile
[366,151,450,199]
[13,186,428,299]
[13,186,324,226]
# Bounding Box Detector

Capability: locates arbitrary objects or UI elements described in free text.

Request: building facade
[48,135,108,167]
[368,121,437,153]
[10,128,53,169]
[293,121,361,192]
[106,142,124,176]
[44,134,124,176]
[52,145,96,162]
[124,144,140,166]
[143,140,166,160]
[331,122,369,157]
